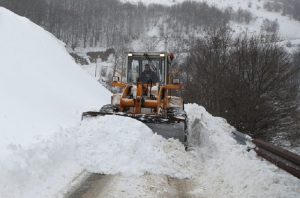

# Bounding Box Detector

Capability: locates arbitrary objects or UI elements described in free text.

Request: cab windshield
[127,57,166,84]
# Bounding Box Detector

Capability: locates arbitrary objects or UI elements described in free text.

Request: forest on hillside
[264,0,300,21]
[1,0,253,50]
[184,29,300,145]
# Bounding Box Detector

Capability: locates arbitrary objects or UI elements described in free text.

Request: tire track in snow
[64,174,114,198]
[167,177,199,198]
[64,173,199,198]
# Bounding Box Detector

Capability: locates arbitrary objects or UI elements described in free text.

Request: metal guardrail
[232,131,300,179]
[232,130,252,145]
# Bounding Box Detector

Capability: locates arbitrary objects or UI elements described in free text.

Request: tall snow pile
[0,7,111,197]
[0,7,110,149]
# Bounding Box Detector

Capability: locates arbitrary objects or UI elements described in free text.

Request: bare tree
[184,29,299,140]
[261,18,279,34]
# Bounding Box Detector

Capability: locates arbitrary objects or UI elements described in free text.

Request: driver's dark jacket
[140,70,158,83]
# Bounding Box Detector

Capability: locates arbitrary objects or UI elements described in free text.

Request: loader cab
[126,52,170,85]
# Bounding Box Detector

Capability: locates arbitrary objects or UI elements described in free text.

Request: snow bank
[0,7,110,150]
[76,116,194,177]
[0,128,81,198]
[0,7,110,197]
[0,115,196,198]
[186,104,300,198]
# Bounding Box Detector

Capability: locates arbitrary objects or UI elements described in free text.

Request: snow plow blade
[146,122,186,143]
[81,111,187,145]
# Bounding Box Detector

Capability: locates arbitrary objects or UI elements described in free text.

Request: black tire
[99,104,119,114]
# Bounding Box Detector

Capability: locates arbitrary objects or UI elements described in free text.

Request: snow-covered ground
[0,7,111,197]
[68,105,300,198]
[0,7,110,150]
[185,104,300,198]
[1,6,299,198]
[80,55,115,83]
[204,0,300,42]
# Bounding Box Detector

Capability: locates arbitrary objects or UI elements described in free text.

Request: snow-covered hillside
[205,0,300,44]
[122,0,300,48]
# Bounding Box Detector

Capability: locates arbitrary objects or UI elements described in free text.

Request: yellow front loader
[82,52,187,145]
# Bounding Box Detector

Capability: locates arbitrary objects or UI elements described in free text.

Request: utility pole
[99,58,103,81]
[95,56,98,77]
[95,55,101,78]
[164,36,168,52]
[121,53,124,82]
[94,65,97,77]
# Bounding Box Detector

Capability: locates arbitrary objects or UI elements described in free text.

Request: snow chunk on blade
[76,115,196,178]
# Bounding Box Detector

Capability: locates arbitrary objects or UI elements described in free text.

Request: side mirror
[172,78,180,84]
[112,76,119,82]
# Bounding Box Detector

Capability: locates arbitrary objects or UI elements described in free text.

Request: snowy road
[61,104,300,198]
[65,173,198,198]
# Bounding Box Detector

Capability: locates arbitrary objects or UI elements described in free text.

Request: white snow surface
[0,114,194,198]
[3,104,299,198]
[77,116,194,178]
[0,7,111,197]
[185,104,300,198]
[1,7,299,198]
[0,7,110,151]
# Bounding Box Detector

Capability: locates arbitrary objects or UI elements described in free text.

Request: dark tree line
[0,0,230,50]
[225,7,254,24]
[260,18,279,34]
[264,0,300,21]
[184,28,300,142]
[0,0,258,53]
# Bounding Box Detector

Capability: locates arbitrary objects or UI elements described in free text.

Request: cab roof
[126,52,168,57]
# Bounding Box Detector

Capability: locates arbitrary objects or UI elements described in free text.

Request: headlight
[160,53,165,57]
[128,53,133,57]
[173,79,180,84]
[112,76,119,82]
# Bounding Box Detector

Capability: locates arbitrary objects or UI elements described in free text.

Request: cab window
[127,57,166,84]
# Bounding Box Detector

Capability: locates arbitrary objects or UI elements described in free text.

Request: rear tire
[184,120,189,151]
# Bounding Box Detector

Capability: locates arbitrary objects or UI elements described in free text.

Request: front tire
[99,104,119,114]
